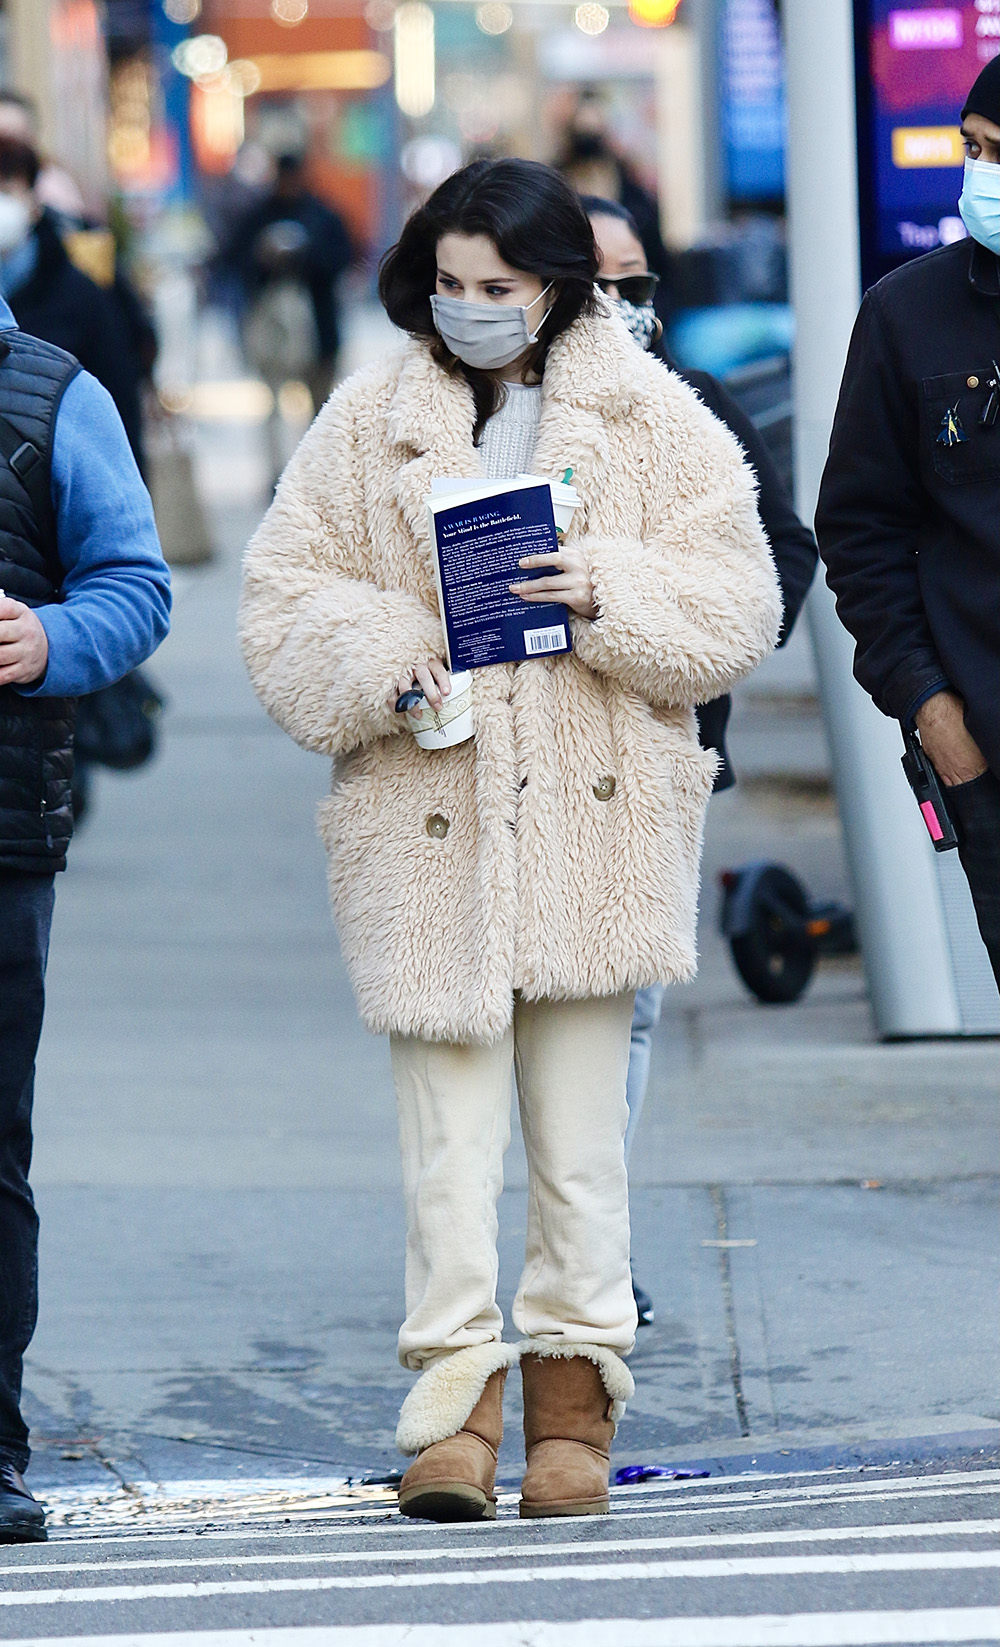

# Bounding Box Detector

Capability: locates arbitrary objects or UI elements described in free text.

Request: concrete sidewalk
[21,320,999,1512]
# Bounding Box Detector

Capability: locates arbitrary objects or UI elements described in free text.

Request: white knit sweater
[478,382,542,481]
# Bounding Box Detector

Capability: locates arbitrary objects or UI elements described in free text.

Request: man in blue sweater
[0,294,170,1542]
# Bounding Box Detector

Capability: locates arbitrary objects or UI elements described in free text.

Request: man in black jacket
[816,59,1000,986]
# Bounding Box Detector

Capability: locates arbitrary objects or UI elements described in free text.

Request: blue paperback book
[426,476,572,672]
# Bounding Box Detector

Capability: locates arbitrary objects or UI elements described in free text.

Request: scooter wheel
[727,864,816,1004]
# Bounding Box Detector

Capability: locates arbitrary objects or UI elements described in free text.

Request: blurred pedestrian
[816,59,1000,988]
[0,96,155,456]
[557,91,672,323]
[202,141,271,318]
[0,90,86,223]
[241,159,780,1523]
[585,196,818,1324]
[226,151,353,415]
[0,136,145,470]
[0,303,170,1543]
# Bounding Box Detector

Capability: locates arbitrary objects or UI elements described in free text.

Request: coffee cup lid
[550,482,581,505]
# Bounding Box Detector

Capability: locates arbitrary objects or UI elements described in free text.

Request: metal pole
[782,0,964,1035]
[687,0,724,226]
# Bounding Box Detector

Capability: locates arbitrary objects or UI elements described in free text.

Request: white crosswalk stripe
[1,1548,998,1607]
[1,1611,1000,1645]
[1,1463,995,1643]
[6,1519,998,1577]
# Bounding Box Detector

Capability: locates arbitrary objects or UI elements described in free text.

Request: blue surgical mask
[958,157,1000,255]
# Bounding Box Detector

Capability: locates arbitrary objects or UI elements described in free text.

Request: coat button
[425,812,450,838]
[593,775,616,801]
[968,375,980,389]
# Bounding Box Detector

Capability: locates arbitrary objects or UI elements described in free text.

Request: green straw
[561,467,574,484]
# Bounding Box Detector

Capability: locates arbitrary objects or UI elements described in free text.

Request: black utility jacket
[657,345,818,788]
[10,210,146,470]
[816,239,1000,778]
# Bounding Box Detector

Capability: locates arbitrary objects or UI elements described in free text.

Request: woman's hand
[510,546,598,620]
[391,657,451,713]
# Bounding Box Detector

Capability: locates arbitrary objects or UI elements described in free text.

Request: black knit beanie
[962,56,1000,125]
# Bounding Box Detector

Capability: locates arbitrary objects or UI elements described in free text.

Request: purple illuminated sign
[855,0,1000,284]
[889,9,964,49]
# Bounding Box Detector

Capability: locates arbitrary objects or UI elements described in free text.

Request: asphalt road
[0,1459,997,1642]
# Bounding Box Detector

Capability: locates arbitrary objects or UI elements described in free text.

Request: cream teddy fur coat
[240,309,782,1043]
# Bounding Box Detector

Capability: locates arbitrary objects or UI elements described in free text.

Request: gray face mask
[429,284,552,370]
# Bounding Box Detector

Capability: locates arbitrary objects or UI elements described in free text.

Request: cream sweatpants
[390,992,638,1372]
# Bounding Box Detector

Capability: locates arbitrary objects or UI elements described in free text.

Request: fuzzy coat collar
[385,306,646,569]
[385,305,646,453]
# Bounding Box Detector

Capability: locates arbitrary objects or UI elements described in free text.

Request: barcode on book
[524,625,566,656]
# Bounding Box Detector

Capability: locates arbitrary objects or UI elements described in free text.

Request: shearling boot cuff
[396,1341,520,1456]
[515,1340,634,1430]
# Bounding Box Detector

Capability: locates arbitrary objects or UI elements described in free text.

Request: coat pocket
[317,737,480,995]
[922,369,1000,485]
[646,706,718,870]
[638,701,715,864]
[665,742,718,857]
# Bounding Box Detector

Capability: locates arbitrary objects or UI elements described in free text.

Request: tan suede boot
[398,1368,506,1521]
[519,1352,615,1517]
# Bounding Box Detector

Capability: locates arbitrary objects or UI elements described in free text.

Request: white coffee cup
[549,480,582,539]
[404,669,474,750]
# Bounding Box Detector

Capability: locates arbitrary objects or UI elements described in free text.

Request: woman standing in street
[240,160,780,1523]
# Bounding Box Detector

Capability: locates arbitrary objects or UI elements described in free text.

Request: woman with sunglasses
[241,160,780,1523]
[585,195,818,1323]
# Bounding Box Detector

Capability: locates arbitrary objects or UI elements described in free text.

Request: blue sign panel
[721,0,787,202]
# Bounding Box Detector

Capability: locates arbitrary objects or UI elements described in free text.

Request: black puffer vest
[0,329,80,873]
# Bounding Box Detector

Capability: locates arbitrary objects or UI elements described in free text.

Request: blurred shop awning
[245,50,391,92]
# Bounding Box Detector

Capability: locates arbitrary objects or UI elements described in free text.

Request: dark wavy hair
[0,134,39,189]
[578,193,643,242]
[379,159,600,441]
